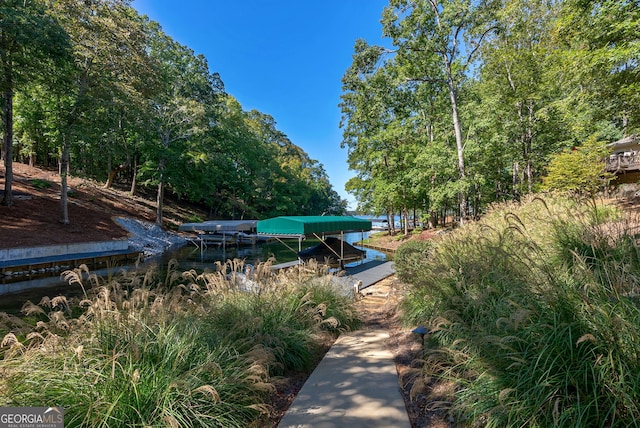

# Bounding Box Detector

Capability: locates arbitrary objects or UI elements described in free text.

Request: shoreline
[358,241,398,254]
[115,217,188,258]
[0,218,188,298]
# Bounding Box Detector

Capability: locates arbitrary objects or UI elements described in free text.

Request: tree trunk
[429,210,437,229]
[387,205,394,236]
[156,177,164,227]
[130,153,138,196]
[516,99,536,194]
[155,128,171,227]
[512,161,520,201]
[445,60,467,225]
[104,163,126,189]
[1,61,14,207]
[60,134,70,224]
[403,207,409,235]
[402,186,409,235]
[526,100,534,193]
[156,154,166,227]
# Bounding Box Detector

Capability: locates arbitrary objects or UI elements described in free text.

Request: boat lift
[178,220,260,255]
[256,216,372,269]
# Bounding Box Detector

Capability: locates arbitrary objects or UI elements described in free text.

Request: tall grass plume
[397,195,640,427]
[0,258,360,427]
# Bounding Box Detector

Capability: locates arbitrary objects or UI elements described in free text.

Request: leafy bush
[187,214,204,223]
[30,178,52,189]
[541,137,613,197]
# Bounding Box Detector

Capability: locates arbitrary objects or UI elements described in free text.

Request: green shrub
[399,196,640,427]
[30,178,52,189]
[201,264,360,375]
[187,214,204,223]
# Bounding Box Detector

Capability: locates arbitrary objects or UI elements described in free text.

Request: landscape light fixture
[412,325,429,347]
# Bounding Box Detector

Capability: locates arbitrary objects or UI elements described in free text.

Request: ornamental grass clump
[200,262,360,376]
[397,195,640,427]
[0,258,360,427]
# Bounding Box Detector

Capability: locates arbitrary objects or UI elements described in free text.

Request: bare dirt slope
[0,163,200,249]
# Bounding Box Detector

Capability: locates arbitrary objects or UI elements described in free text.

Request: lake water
[0,231,389,312]
[159,231,388,270]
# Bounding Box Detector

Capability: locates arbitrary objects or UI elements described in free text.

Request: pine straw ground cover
[0,259,360,427]
[395,195,640,427]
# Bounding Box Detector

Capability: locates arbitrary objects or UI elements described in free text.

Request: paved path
[277,327,411,428]
[279,262,408,427]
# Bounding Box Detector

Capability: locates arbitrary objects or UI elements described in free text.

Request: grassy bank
[358,228,429,255]
[0,260,360,427]
[395,196,640,427]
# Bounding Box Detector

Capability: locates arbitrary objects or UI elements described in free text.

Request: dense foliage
[0,260,360,427]
[340,0,639,222]
[396,196,640,426]
[1,0,346,221]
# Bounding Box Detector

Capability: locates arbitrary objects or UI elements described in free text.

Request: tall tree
[50,0,154,223]
[0,0,68,206]
[554,0,640,137]
[14,84,58,168]
[142,24,223,226]
[340,39,406,218]
[476,0,561,195]
[381,0,497,223]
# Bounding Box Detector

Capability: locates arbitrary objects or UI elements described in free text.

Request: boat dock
[179,220,263,249]
[270,259,395,297]
[270,259,395,289]
[0,249,141,277]
[345,260,395,290]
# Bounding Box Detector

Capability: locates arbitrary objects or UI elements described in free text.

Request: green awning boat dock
[257,216,371,237]
[257,216,372,268]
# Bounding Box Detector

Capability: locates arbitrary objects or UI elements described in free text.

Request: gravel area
[115,217,188,258]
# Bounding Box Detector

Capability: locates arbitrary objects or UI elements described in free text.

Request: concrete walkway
[277,327,411,428]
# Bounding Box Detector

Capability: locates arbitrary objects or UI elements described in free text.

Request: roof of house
[608,134,639,151]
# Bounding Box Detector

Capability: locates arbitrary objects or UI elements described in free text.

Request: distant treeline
[340,0,638,226]
[0,0,346,224]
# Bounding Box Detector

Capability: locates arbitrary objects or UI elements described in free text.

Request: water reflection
[160,231,388,271]
[0,232,389,309]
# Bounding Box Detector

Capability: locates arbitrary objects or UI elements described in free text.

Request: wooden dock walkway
[345,260,395,290]
[270,260,303,271]
[268,259,395,297]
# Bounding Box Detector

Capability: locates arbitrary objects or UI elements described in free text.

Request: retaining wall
[0,240,129,263]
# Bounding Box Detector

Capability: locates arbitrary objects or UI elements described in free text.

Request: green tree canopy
[0,0,69,206]
[8,1,345,225]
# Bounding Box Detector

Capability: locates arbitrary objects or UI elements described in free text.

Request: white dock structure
[178,220,261,251]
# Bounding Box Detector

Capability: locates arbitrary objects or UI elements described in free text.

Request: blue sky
[132,1,389,209]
